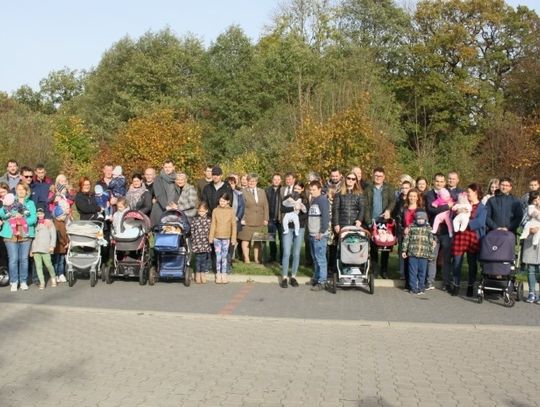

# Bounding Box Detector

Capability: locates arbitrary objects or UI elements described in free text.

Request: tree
[39,68,86,112]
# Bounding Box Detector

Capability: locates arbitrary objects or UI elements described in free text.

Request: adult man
[143,167,156,197]
[424,173,453,291]
[307,181,329,291]
[486,177,523,233]
[96,163,116,204]
[363,167,396,279]
[150,160,177,226]
[31,164,53,214]
[520,177,539,216]
[325,168,343,193]
[201,166,233,214]
[266,173,282,263]
[20,166,34,187]
[303,171,321,266]
[0,160,21,192]
[196,165,213,200]
[447,171,464,201]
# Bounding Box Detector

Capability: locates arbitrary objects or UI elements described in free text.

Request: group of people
[0,159,539,303]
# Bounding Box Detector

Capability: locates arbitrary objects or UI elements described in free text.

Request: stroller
[477,230,524,307]
[66,220,106,287]
[102,210,152,285]
[150,209,192,286]
[328,226,373,294]
[371,217,397,252]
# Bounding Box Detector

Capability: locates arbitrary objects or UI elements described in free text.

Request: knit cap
[112,166,123,177]
[94,185,104,195]
[414,209,429,225]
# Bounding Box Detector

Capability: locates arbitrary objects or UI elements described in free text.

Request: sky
[0,0,537,93]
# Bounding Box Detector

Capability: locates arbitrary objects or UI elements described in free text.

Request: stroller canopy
[159,209,190,234]
[121,210,152,234]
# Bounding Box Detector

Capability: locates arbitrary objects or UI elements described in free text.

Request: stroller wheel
[67,270,75,288]
[516,281,524,302]
[326,273,337,294]
[503,292,515,307]
[148,266,157,286]
[101,265,112,285]
[368,273,375,295]
[139,266,148,286]
[90,269,97,287]
[477,289,483,304]
[183,267,192,287]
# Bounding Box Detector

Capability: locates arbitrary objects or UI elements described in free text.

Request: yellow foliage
[219,151,266,178]
[106,109,205,177]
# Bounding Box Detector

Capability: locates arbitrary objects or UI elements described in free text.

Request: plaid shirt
[402,224,435,259]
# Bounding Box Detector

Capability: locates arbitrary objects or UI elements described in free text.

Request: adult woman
[125,173,152,215]
[238,174,269,263]
[0,183,12,283]
[332,172,364,233]
[415,177,428,195]
[227,176,245,259]
[50,174,74,283]
[75,177,102,220]
[481,178,499,205]
[395,188,423,290]
[0,182,37,291]
[281,182,308,287]
[451,183,487,297]
[522,191,540,303]
[165,172,198,223]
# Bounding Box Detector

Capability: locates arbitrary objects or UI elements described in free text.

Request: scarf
[159,169,177,204]
[125,184,147,209]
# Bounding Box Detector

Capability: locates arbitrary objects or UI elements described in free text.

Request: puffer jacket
[332,191,365,228]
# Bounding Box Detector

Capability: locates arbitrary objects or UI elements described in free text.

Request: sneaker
[280,278,288,288]
[50,277,57,287]
[289,277,299,287]
[416,290,425,295]
[526,293,537,303]
[310,283,323,292]
[20,282,29,291]
[425,284,435,291]
[10,283,18,292]
[57,275,67,283]
[305,279,316,286]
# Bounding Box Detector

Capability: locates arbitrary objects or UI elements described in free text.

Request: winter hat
[415,210,429,225]
[112,166,123,177]
[2,193,15,207]
[94,185,104,195]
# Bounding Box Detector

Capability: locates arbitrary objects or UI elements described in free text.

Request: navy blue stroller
[149,209,191,286]
[477,230,523,307]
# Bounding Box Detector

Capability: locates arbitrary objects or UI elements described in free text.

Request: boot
[50,276,57,287]
[201,272,207,284]
[222,273,229,284]
[194,272,201,284]
[216,273,222,284]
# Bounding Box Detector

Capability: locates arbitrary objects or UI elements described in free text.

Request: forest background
[1,0,540,192]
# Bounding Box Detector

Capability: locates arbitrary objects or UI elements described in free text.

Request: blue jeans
[408,256,428,293]
[528,264,540,296]
[53,253,66,276]
[453,252,478,287]
[5,240,31,285]
[194,252,211,273]
[281,227,304,278]
[309,235,328,284]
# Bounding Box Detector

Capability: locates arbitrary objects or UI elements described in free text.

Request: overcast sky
[0,0,536,93]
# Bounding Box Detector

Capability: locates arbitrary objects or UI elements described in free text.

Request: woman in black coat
[74,177,102,220]
[332,172,365,233]
[125,173,152,215]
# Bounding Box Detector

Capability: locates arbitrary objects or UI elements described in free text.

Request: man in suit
[239,174,269,264]
[266,173,282,263]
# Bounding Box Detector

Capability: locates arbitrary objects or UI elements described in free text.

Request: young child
[431,188,454,237]
[209,193,237,284]
[402,210,435,295]
[191,203,212,284]
[30,208,57,289]
[521,192,540,247]
[282,196,305,236]
[3,193,30,237]
[452,192,472,233]
[109,166,127,198]
[112,197,129,237]
[94,185,111,220]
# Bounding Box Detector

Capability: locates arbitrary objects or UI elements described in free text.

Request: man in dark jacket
[486,177,523,233]
[201,166,233,213]
[363,167,396,278]
[266,173,282,263]
[424,173,453,291]
[447,171,464,201]
[31,164,53,215]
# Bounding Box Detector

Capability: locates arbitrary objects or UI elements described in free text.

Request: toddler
[431,188,454,237]
[209,193,237,284]
[94,185,112,220]
[521,193,540,246]
[452,192,472,233]
[3,193,30,237]
[30,208,57,289]
[191,203,212,284]
[282,196,305,236]
[109,166,127,198]
[112,198,130,237]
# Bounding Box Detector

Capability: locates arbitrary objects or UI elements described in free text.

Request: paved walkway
[1,282,539,406]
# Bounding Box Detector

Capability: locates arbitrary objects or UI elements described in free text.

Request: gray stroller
[66,220,106,287]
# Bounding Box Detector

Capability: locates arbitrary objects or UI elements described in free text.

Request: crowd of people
[0,159,539,304]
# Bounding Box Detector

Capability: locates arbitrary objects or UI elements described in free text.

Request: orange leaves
[105,109,205,177]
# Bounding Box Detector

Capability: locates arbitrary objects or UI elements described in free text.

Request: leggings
[214,239,230,274]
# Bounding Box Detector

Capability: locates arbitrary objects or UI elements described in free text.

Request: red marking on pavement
[218,284,254,316]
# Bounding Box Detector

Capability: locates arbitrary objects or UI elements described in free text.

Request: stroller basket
[154,233,182,252]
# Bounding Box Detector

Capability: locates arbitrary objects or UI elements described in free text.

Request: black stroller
[477,230,524,307]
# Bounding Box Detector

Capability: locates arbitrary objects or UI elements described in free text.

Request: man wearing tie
[266,174,283,263]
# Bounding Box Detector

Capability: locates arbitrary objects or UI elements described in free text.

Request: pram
[328,226,373,294]
[149,209,191,286]
[477,230,524,307]
[66,220,106,287]
[102,210,152,285]
[371,217,397,251]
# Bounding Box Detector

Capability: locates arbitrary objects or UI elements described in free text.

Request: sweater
[308,195,329,236]
[209,206,237,242]
[402,225,435,259]
[32,220,57,253]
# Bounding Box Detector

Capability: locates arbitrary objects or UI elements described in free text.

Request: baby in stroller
[282,196,306,236]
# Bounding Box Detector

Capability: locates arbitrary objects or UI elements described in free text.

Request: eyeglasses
[346,177,357,181]
[23,175,33,179]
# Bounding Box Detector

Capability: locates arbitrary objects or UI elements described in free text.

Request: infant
[282,197,306,236]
